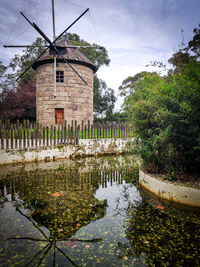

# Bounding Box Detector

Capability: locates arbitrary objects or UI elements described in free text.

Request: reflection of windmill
[6,207,102,266]
[4,0,97,126]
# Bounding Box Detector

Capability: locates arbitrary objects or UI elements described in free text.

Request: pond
[0,155,200,266]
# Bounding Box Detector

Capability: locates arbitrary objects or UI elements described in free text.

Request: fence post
[27,120,30,148]
[61,124,63,144]
[64,120,67,145]
[19,126,22,149]
[77,125,80,145]
[23,125,26,148]
[74,120,77,145]
[67,124,70,144]
[57,124,60,145]
[46,126,49,147]
[91,124,93,139]
[14,124,17,149]
[54,126,56,146]
[97,123,100,139]
[10,124,13,149]
[50,125,53,147]
[88,120,90,139]
[84,124,87,139]
[94,123,96,139]
[1,124,4,149]
[42,126,45,147]
[35,124,38,148]
[31,124,34,148]
[81,120,84,139]
[38,123,42,147]
[71,120,74,144]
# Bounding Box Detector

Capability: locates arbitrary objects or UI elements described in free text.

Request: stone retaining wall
[0,138,133,165]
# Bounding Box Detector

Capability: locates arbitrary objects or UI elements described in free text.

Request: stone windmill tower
[32,39,97,126]
[4,5,98,126]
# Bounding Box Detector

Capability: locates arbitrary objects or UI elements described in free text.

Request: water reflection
[0,155,199,266]
[115,184,200,266]
[0,156,139,266]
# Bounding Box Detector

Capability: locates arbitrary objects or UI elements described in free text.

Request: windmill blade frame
[23,18,88,85]
[32,23,54,47]
[4,45,103,49]
[15,8,90,83]
[53,8,89,44]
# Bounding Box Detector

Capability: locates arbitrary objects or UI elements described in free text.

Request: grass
[1,128,131,140]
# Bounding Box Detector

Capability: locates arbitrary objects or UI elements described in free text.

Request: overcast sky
[0,0,200,110]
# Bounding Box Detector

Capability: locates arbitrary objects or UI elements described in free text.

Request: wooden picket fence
[0,120,134,150]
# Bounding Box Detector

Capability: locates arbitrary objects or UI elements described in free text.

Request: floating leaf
[156,205,164,210]
[52,192,61,197]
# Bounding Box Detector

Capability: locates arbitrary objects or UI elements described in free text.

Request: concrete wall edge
[139,170,200,207]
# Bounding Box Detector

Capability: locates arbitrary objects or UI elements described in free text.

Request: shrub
[126,62,200,177]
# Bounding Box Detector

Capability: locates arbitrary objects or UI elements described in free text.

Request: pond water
[0,155,200,266]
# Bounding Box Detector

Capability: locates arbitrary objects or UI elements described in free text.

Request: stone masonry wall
[36,62,94,126]
[0,138,134,165]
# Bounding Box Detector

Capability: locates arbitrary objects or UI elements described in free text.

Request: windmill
[4,0,98,126]
[4,0,97,97]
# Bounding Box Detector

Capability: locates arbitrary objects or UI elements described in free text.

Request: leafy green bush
[125,62,200,176]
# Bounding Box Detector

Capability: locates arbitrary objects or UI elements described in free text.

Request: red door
[55,109,64,124]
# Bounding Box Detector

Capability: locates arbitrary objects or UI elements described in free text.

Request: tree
[67,33,110,70]
[93,76,116,119]
[119,71,159,122]
[0,82,36,120]
[9,38,47,84]
[0,61,7,89]
[188,24,200,59]
[119,72,149,98]
[100,111,128,123]
[168,24,200,74]
[168,50,191,73]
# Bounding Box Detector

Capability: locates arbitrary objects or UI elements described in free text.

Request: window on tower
[56,71,64,82]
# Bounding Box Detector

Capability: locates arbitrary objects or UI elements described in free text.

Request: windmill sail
[6,8,90,85]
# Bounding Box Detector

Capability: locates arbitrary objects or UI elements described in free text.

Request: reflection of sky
[95,181,141,215]
[73,181,142,265]
[76,181,142,241]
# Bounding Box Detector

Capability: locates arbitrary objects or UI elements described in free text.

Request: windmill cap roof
[32,39,97,73]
